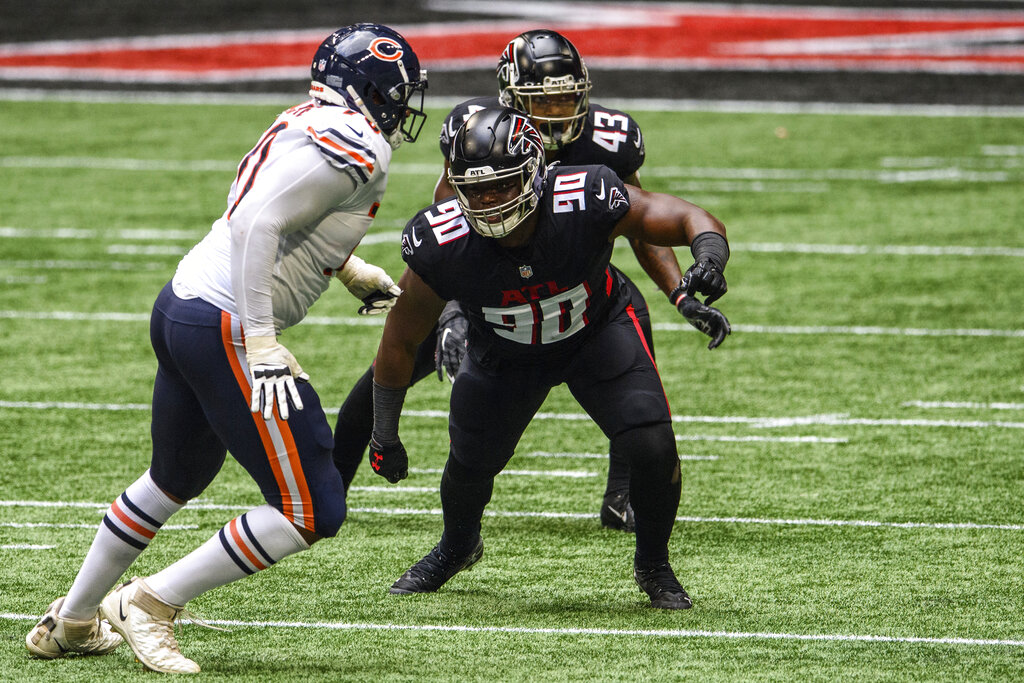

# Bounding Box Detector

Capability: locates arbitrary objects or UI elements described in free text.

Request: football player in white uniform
[25,23,427,674]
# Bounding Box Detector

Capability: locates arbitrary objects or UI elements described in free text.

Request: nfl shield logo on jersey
[519,265,534,279]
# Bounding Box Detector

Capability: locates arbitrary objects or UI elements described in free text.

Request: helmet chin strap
[309,82,404,149]
[344,84,404,150]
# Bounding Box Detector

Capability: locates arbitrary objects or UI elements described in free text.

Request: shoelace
[178,608,230,633]
[413,548,450,578]
[140,606,230,655]
[638,564,683,593]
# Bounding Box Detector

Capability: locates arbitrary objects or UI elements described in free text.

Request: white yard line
[904,400,1024,410]
[519,450,719,461]
[696,323,1024,338]
[649,166,1012,183]
[358,508,1024,531]
[0,259,166,270]
[4,309,1023,338]
[0,609,1020,647]
[677,434,848,443]
[0,522,197,530]
[2,500,1020,532]
[7,226,1024,258]
[1,544,55,550]
[409,467,596,479]
[2,88,1024,118]
[732,243,1024,257]
[2,156,1020,184]
[1,611,1021,647]
[106,245,186,256]
[3,401,1023,431]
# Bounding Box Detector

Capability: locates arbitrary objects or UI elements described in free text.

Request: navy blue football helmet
[310,24,428,149]
[448,107,546,238]
[497,30,591,150]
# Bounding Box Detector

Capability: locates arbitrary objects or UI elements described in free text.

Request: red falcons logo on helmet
[507,114,543,156]
[498,42,520,85]
[369,38,403,62]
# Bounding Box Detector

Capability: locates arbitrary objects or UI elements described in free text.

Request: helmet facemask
[496,30,592,151]
[343,61,428,150]
[309,24,428,150]
[501,75,590,150]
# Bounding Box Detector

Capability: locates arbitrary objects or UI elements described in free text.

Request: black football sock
[614,423,681,564]
[439,456,494,558]
[605,444,631,496]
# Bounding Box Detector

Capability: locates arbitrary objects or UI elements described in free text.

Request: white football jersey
[173,100,392,336]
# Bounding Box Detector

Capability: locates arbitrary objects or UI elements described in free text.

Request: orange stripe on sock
[110,498,156,539]
[229,517,267,571]
[220,312,295,523]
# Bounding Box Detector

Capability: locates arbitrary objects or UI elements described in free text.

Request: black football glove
[677,295,731,350]
[682,259,727,305]
[435,303,469,383]
[369,436,408,483]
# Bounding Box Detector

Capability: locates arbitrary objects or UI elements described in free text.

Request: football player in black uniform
[368,107,730,609]
[332,30,729,533]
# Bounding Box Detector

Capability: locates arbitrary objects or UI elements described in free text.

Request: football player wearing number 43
[26,24,425,674]
[369,107,731,609]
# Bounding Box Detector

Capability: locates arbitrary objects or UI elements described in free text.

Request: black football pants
[444,303,679,563]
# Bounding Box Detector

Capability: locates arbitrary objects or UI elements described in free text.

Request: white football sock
[60,470,183,620]
[145,504,309,607]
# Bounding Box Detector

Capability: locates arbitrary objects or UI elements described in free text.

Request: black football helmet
[496,30,591,150]
[310,24,428,149]
[448,107,546,238]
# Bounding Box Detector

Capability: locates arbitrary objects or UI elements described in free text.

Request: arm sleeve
[230,145,358,337]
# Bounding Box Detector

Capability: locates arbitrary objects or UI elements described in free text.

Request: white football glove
[336,255,402,315]
[245,335,309,421]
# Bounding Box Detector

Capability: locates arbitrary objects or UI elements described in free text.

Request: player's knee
[150,469,199,503]
[313,501,347,538]
[446,454,500,484]
[611,422,677,474]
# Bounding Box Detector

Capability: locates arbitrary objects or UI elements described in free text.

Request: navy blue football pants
[148,282,346,537]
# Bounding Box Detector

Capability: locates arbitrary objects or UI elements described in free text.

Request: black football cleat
[600,491,636,532]
[634,561,693,610]
[390,539,484,594]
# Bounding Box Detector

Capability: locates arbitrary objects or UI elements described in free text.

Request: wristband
[689,232,730,272]
[668,281,687,307]
[372,380,408,444]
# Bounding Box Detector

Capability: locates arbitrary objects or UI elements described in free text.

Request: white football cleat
[100,577,200,674]
[25,596,123,658]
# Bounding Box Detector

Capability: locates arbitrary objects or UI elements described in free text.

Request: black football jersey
[401,164,633,362]
[439,96,646,180]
